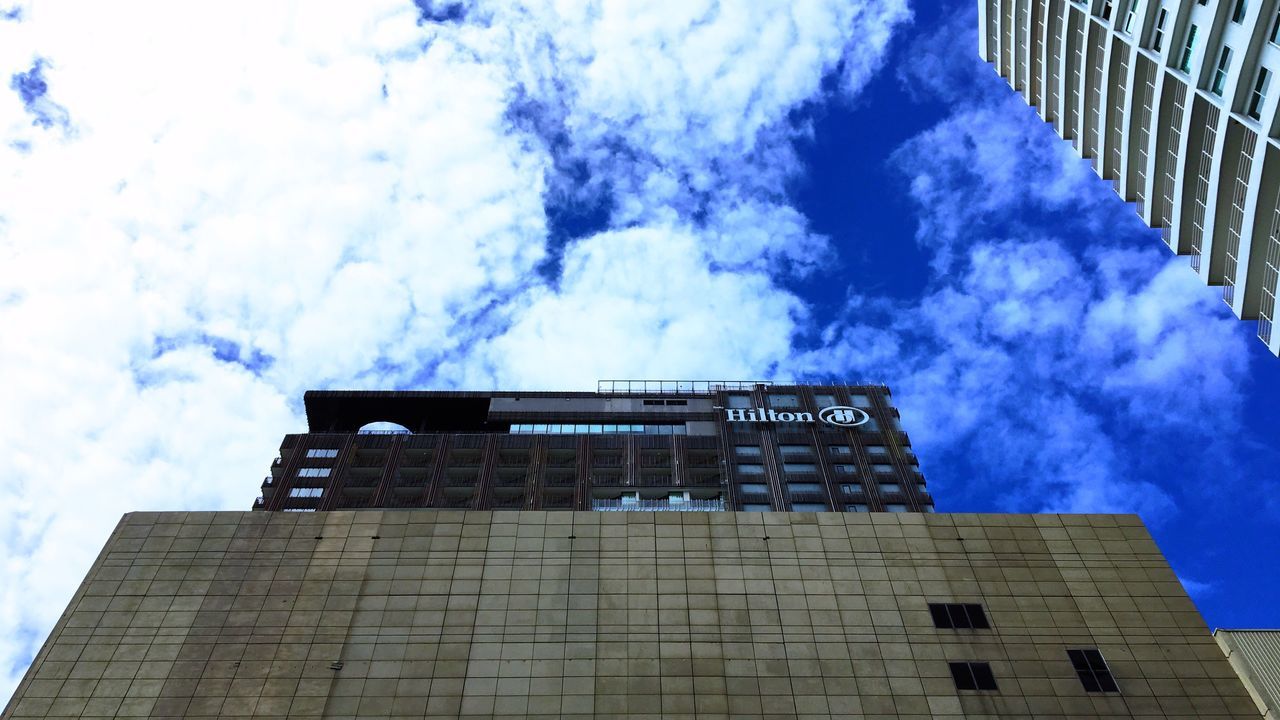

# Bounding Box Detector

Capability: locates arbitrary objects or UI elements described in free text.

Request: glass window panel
[768,393,800,408]
[879,483,901,494]
[814,394,836,406]
[783,463,817,473]
[834,464,857,474]
[829,445,852,455]
[787,482,822,493]
[736,445,761,456]
[779,444,812,455]
[738,464,765,475]
[850,394,872,408]
[742,503,772,511]
[791,502,827,511]
[726,395,752,408]
[739,483,769,495]
[885,503,909,512]
[845,503,869,511]
[867,445,888,455]
[872,464,894,473]
[840,484,862,494]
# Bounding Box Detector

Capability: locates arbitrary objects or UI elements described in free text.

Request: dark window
[1271,4,1280,45]
[949,662,998,691]
[1068,649,1120,692]
[1249,68,1271,120]
[929,603,991,629]
[1152,8,1168,51]
[643,399,664,405]
[1232,0,1248,23]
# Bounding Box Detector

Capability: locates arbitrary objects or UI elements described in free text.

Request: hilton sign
[724,405,870,427]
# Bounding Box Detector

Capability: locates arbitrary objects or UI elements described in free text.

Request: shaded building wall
[4,510,1260,719]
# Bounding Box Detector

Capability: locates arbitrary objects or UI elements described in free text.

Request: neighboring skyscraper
[978,0,1280,356]
[1216,629,1280,716]
[257,382,933,514]
[2,383,1262,718]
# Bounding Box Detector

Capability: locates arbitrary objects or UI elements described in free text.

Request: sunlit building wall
[979,0,1280,356]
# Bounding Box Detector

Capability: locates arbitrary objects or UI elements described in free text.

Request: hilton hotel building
[2,382,1261,718]
[979,0,1280,356]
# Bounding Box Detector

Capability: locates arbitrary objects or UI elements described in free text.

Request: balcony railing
[591,498,725,512]
[597,380,771,394]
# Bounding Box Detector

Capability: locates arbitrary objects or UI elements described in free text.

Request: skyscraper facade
[978,0,1280,356]
[257,382,933,515]
[2,383,1262,719]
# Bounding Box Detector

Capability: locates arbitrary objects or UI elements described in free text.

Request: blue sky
[1,0,1278,700]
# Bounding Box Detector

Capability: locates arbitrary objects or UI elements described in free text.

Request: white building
[979,0,1280,356]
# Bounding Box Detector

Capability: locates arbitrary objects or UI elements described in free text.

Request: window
[736,445,762,457]
[833,464,857,474]
[1152,9,1168,51]
[297,468,330,478]
[792,502,827,511]
[814,394,836,406]
[871,463,894,473]
[783,463,817,474]
[1121,0,1138,32]
[787,482,823,494]
[1179,25,1198,74]
[1211,47,1232,95]
[726,395,752,409]
[949,662,998,691]
[1271,5,1280,45]
[867,445,888,456]
[1068,649,1120,692]
[769,393,800,408]
[829,445,852,455]
[885,504,909,512]
[739,483,769,495]
[742,503,771,511]
[738,464,765,475]
[849,394,872,408]
[1249,67,1271,120]
[879,483,902,494]
[929,603,991,629]
[1100,0,1114,20]
[860,418,881,432]
[305,448,339,459]
[845,503,869,511]
[289,487,323,498]
[283,508,317,512]
[839,484,862,495]
[1232,0,1248,23]
[779,444,813,456]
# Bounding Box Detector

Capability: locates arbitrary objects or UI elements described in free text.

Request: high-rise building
[257,382,934,514]
[3,383,1262,719]
[978,0,1280,356]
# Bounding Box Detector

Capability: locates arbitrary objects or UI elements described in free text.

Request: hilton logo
[724,405,870,427]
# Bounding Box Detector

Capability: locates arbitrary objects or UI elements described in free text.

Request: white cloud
[0,0,911,698]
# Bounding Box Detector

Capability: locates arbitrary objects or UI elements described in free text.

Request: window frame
[1151,8,1168,51]
[1067,649,1120,692]
[1179,24,1199,74]
[1211,46,1232,96]
[1249,67,1272,120]
[949,662,999,691]
[929,603,992,630]
[1231,0,1248,23]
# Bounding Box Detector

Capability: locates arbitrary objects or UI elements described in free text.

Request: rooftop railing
[591,498,726,512]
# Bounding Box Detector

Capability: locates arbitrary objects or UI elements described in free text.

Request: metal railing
[591,498,726,512]
[597,380,771,394]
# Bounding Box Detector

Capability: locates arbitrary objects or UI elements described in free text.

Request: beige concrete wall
[2,510,1260,719]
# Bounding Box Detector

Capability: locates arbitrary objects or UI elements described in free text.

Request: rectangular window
[792,502,827,511]
[305,448,339,459]
[1249,67,1271,120]
[1271,4,1280,45]
[930,603,992,629]
[1068,649,1120,692]
[297,468,331,478]
[867,445,888,455]
[871,463,894,473]
[787,482,822,494]
[736,445,761,457]
[1121,0,1137,32]
[742,503,771,511]
[726,395,752,409]
[779,444,813,456]
[828,445,852,455]
[950,662,998,691]
[282,508,317,512]
[1100,0,1114,20]
[860,418,881,432]
[833,464,857,474]
[769,393,800,408]
[783,463,817,474]
[879,483,901,494]
[738,464,765,475]
[1232,0,1248,23]
[845,503,868,511]
[1179,25,1198,74]
[885,503,909,512]
[1212,47,1232,95]
[739,483,769,495]
[288,487,324,498]
[814,393,836,406]
[839,484,862,494]
[1152,9,1168,51]
[849,394,872,408]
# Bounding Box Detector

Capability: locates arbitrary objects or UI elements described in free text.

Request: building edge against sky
[0,382,1267,718]
[979,0,1280,356]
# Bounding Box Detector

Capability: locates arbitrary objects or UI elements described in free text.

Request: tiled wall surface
[2,511,1260,719]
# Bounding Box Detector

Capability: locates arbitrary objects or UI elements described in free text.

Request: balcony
[592,497,725,512]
